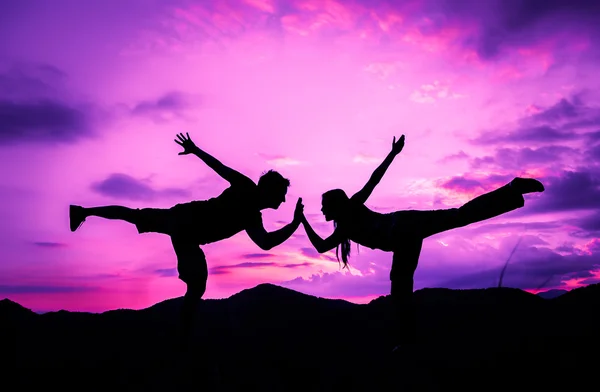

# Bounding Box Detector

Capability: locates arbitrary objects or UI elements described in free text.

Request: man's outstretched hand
[391,134,405,156]
[293,197,304,223]
[175,132,198,155]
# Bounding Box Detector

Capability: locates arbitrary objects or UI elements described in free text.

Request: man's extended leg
[70,205,140,232]
[171,236,208,350]
[70,205,173,236]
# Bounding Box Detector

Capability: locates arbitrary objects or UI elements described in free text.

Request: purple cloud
[300,247,320,258]
[437,245,600,291]
[90,173,190,201]
[438,173,514,193]
[131,91,192,120]
[0,62,99,145]
[0,62,67,99]
[280,270,390,298]
[0,285,99,294]
[474,125,573,146]
[473,97,600,147]
[282,262,312,268]
[208,261,313,275]
[241,253,276,259]
[438,150,469,164]
[574,212,600,232]
[471,146,579,171]
[33,242,67,248]
[154,268,177,277]
[423,0,600,60]
[526,169,600,213]
[0,99,92,145]
[300,247,337,262]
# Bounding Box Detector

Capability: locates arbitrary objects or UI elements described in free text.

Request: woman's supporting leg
[171,236,208,351]
[389,240,422,350]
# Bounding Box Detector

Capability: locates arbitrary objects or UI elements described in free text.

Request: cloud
[437,173,514,194]
[257,153,302,167]
[409,80,466,104]
[572,212,600,232]
[526,169,600,213]
[0,63,96,145]
[473,125,574,146]
[126,0,600,67]
[438,150,469,164]
[470,146,581,172]
[300,247,338,262]
[90,173,191,201]
[0,99,93,145]
[208,260,312,275]
[437,244,600,291]
[33,242,67,248]
[130,91,195,122]
[154,268,178,277]
[241,253,276,259]
[280,269,391,298]
[0,62,67,99]
[411,0,600,60]
[473,97,600,147]
[352,153,381,164]
[0,285,99,294]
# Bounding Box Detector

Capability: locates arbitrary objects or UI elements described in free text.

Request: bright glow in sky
[1,0,599,312]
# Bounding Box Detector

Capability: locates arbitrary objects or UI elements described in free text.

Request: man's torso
[170,182,262,244]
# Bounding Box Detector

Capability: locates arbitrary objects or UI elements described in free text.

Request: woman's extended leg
[417,177,543,239]
[171,236,209,350]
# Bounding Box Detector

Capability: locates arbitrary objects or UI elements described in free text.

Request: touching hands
[293,197,305,223]
[391,134,405,156]
[175,132,198,155]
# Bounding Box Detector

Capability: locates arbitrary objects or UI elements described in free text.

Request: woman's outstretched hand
[175,132,198,155]
[391,134,405,156]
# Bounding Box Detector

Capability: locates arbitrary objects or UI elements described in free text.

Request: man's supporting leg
[171,236,208,350]
[180,282,206,349]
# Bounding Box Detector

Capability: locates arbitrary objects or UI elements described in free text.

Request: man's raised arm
[175,132,251,185]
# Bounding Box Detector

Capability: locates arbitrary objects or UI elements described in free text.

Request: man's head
[257,169,290,209]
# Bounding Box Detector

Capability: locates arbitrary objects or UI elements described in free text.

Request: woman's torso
[341,203,396,251]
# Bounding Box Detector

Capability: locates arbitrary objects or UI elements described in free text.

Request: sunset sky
[1,0,599,312]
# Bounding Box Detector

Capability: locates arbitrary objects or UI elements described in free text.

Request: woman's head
[321,189,350,222]
[321,189,352,269]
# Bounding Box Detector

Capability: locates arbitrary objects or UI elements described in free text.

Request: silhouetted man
[69,133,304,347]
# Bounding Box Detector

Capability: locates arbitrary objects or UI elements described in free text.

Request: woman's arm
[352,134,405,204]
[301,215,343,253]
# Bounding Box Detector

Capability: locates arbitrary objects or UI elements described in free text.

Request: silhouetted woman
[299,135,544,351]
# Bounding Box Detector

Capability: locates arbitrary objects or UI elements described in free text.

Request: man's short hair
[258,169,290,189]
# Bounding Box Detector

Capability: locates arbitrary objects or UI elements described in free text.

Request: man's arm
[175,132,251,185]
[352,135,405,204]
[300,215,343,253]
[246,198,304,251]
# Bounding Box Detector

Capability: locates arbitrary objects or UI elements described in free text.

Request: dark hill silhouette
[2,283,599,391]
[536,288,568,299]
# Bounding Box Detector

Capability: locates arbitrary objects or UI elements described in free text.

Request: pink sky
[1,0,599,312]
